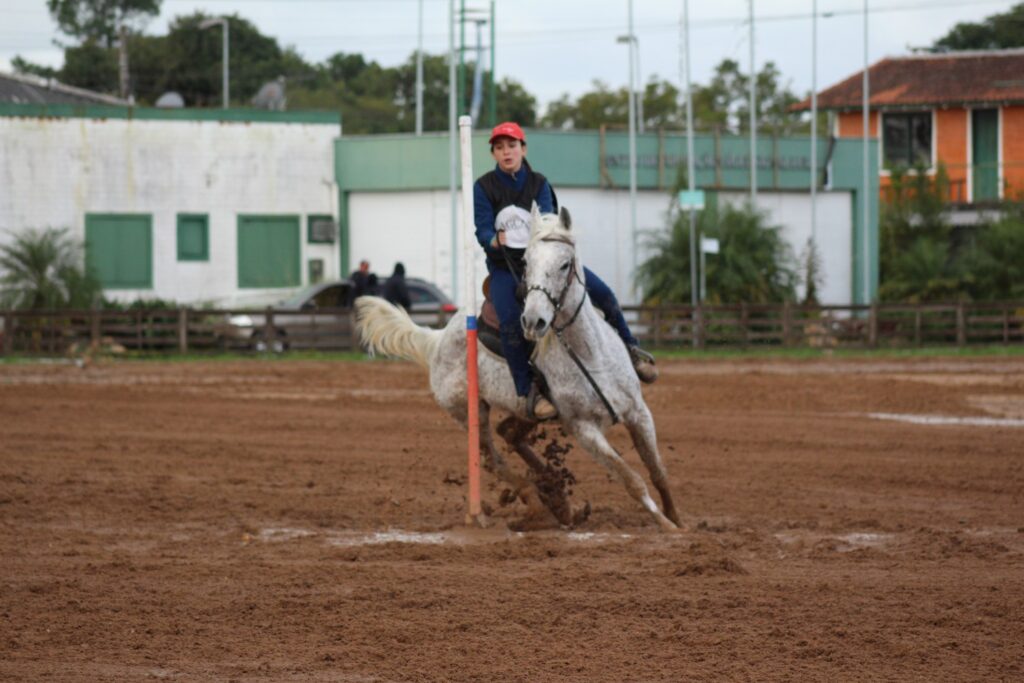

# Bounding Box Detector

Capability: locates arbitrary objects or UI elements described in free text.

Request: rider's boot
[524,383,558,421]
[629,345,658,384]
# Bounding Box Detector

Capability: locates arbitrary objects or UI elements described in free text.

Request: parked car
[217,277,456,351]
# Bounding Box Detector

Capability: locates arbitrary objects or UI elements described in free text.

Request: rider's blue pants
[487,262,638,397]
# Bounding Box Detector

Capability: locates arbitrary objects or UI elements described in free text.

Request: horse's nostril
[520,315,530,331]
[536,318,548,333]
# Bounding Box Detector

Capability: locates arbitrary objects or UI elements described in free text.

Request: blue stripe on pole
[466,315,477,330]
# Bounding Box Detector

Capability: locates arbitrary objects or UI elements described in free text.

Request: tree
[47,0,161,48]
[932,3,1024,51]
[0,228,103,310]
[636,199,798,305]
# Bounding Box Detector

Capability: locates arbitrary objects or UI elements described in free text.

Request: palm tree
[636,202,798,304]
[0,228,103,309]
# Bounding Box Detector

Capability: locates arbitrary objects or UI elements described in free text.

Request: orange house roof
[793,49,1024,111]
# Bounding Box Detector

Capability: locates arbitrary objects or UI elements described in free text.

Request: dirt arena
[1,354,1022,681]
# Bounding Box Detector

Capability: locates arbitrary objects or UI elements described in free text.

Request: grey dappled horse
[355,206,681,531]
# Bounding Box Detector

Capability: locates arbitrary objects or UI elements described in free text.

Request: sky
[2,0,1019,112]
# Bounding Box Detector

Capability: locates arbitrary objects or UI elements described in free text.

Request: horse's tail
[354,296,443,370]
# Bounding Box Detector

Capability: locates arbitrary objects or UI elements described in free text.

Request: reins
[526,236,620,425]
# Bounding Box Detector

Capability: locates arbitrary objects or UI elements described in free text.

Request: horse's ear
[559,206,572,230]
[529,201,541,235]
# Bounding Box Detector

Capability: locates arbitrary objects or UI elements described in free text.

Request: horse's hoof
[571,501,592,527]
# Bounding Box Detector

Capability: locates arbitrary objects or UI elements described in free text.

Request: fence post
[1,313,12,355]
[782,301,792,347]
[914,310,922,346]
[90,309,101,345]
[696,306,706,349]
[177,308,188,354]
[956,302,966,347]
[264,307,275,351]
[740,303,749,349]
[1003,305,1010,345]
[868,303,878,348]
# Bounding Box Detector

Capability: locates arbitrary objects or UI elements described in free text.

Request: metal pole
[489,0,496,127]
[627,0,638,302]
[449,0,459,303]
[222,19,229,109]
[862,0,870,304]
[810,0,817,247]
[682,0,698,347]
[636,41,644,135]
[416,0,424,135]
[749,0,757,204]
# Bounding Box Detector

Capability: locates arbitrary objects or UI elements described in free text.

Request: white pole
[627,0,638,302]
[459,117,477,320]
[448,0,459,304]
[682,0,698,347]
[749,0,757,205]
[810,0,818,248]
[862,0,870,304]
[416,0,424,135]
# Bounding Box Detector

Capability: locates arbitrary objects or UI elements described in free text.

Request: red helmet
[488,121,525,145]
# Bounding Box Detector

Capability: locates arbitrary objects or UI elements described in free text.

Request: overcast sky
[2,0,1018,112]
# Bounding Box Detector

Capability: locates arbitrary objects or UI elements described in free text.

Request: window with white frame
[882,112,932,169]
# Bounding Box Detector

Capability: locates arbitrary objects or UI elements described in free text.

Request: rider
[473,121,657,421]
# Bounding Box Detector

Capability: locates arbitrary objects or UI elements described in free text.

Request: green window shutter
[177,214,209,261]
[85,213,152,289]
[972,109,999,202]
[237,215,300,288]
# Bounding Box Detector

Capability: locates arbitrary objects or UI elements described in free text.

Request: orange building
[797,49,1024,206]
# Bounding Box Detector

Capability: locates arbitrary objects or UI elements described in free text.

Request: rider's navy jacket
[473,159,554,270]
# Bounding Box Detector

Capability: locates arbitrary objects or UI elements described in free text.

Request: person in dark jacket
[474,121,657,421]
[383,262,412,312]
[348,259,372,305]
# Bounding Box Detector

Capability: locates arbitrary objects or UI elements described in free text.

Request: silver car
[219,277,455,351]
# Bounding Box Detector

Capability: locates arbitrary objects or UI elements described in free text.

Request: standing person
[473,121,657,421]
[383,262,412,312]
[348,259,372,306]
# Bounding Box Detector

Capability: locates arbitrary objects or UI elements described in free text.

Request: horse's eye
[560,261,571,271]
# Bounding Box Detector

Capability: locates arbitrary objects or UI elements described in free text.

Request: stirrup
[526,385,558,422]
[629,345,658,384]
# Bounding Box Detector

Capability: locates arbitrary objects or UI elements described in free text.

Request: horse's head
[521,203,582,341]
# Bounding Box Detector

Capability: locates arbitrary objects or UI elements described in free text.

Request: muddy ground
[1,356,1022,681]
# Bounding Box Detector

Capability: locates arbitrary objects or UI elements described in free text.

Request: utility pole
[748,0,757,204]
[416,0,424,134]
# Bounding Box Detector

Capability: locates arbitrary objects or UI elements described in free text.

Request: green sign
[678,190,706,210]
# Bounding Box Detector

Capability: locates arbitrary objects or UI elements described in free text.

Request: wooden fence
[1,302,1022,356]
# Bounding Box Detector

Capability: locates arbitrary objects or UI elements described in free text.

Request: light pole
[617,5,637,301]
[199,17,229,109]
[680,0,698,346]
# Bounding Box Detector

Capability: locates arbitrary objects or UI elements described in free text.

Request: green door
[972,109,999,202]
[84,213,153,289]
[237,215,300,288]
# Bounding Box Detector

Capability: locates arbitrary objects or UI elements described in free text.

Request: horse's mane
[528,212,576,248]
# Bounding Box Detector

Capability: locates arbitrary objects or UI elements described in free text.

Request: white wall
[348,187,852,308]
[0,116,339,307]
[719,191,853,305]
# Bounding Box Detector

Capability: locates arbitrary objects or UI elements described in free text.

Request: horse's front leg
[572,422,678,531]
[495,416,589,527]
[624,405,683,528]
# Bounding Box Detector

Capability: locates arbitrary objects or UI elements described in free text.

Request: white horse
[355,206,681,531]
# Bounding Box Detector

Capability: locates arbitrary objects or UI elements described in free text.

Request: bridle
[524,236,587,335]
[524,235,620,424]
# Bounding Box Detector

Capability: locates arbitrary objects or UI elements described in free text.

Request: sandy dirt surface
[1,355,1023,681]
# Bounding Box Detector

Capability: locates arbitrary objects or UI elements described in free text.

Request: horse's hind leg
[625,406,682,528]
[573,422,678,531]
[495,417,584,527]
